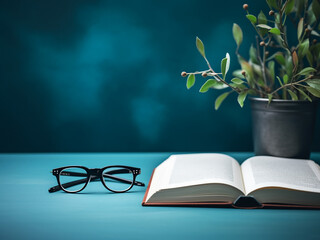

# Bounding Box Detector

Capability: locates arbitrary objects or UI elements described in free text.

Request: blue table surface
[0,152,320,240]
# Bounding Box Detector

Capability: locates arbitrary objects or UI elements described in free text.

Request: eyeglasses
[49,165,145,193]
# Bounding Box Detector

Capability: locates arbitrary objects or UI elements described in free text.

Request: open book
[142,154,320,208]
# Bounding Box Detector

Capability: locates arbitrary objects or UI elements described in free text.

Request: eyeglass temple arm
[102,173,145,187]
[103,169,145,187]
[48,171,145,193]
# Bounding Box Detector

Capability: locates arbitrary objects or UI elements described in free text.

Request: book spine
[232,195,263,209]
[142,169,156,206]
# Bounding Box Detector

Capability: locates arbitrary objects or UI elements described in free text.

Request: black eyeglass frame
[49,165,144,193]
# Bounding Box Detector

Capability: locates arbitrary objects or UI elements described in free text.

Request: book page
[145,153,245,203]
[146,155,176,201]
[241,156,320,195]
[168,154,244,192]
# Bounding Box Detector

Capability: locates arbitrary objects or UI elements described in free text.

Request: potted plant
[181,0,320,158]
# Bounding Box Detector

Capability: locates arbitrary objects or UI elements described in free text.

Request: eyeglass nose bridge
[87,168,103,180]
[88,168,102,174]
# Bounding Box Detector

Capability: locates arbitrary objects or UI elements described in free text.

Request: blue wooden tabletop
[0,152,319,240]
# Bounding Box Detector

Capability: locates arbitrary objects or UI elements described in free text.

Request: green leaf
[230,83,246,90]
[226,53,230,75]
[311,30,320,37]
[266,0,279,9]
[273,34,284,47]
[283,74,289,84]
[268,94,273,103]
[257,13,269,36]
[275,53,285,65]
[310,43,320,60]
[186,74,195,89]
[239,59,254,87]
[210,81,228,89]
[276,76,283,86]
[287,89,298,100]
[269,28,281,35]
[285,0,295,15]
[246,14,257,24]
[256,24,272,30]
[306,50,313,66]
[231,78,244,84]
[296,0,307,17]
[306,79,320,90]
[215,92,230,110]
[285,56,293,79]
[256,77,266,87]
[299,39,309,57]
[249,45,259,64]
[312,0,320,20]
[199,79,215,93]
[267,52,285,65]
[306,86,320,98]
[199,79,228,92]
[221,53,230,80]
[275,12,281,25]
[308,8,317,26]
[233,70,245,79]
[297,18,304,40]
[258,11,267,24]
[232,23,243,47]
[221,58,227,80]
[237,91,248,108]
[297,88,312,102]
[247,89,256,95]
[297,67,316,76]
[268,61,275,82]
[196,37,206,58]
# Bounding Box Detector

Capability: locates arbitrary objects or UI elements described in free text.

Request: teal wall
[1,0,319,152]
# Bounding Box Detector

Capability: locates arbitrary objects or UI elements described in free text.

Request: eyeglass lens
[102,167,134,192]
[59,167,88,192]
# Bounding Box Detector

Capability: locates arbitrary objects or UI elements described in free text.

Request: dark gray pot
[250,98,317,159]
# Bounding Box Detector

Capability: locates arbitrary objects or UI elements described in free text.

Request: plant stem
[255,36,268,88]
[186,71,208,75]
[276,2,292,55]
[203,57,241,93]
[270,75,313,95]
[281,0,289,13]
